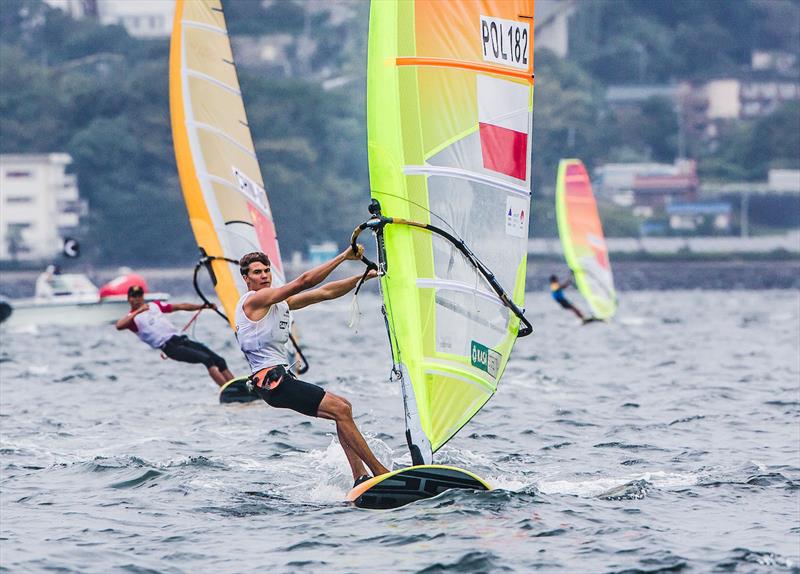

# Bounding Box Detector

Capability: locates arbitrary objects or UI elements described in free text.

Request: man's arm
[245,246,364,314]
[560,277,573,289]
[170,302,209,312]
[287,271,377,311]
[115,305,148,330]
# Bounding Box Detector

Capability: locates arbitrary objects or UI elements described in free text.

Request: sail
[555,159,616,319]
[367,0,535,462]
[169,0,286,327]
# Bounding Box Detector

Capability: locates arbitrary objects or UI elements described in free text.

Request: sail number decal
[471,341,501,378]
[232,166,271,216]
[480,16,529,70]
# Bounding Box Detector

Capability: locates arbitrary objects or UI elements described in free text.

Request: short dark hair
[240,252,271,276]
[127,285,144,297]
[549,275,558,282]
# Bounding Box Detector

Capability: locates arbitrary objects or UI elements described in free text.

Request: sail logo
[505,196,528,238]
[479,16,529,70]
[232,166,271,216]
[471,341,501,378]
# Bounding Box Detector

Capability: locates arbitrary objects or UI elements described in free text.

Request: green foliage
[630,96,679,162]
[240,73,368,255]
[700,102,800,181]
[598,204,643,237]
[531,50,606,194]
[571,0,763,82]
[0,0,372,263]
[1,0,797,265]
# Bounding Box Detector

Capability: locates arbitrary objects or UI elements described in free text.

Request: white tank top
[235,291,291,372]
[132,302,178,349]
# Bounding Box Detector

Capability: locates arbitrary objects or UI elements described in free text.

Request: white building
[43,0,92,19]
[0,154,86,262]
[701,79,741,120]
[768,169,800,193]
[536,0,575,58]
[44,0,176,38]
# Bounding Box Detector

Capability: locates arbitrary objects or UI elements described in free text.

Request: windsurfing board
[346,465,491,510]
[219,376,260,404]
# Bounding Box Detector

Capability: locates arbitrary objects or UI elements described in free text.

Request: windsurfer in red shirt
[116,285,236,386]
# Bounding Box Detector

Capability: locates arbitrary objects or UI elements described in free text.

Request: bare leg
[207,366,228,387]
[317,392,389,478]
[569,304,585,321]
[337,425,368,480]
[221,368,235,381]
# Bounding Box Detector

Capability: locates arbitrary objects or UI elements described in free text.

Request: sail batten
[368,0,534,459]
[556,159,617,319]
[403,165,530,196]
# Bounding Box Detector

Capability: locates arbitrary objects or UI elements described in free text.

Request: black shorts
[555,297,572,309]
[161,335,228,370]
[260,372,325,418]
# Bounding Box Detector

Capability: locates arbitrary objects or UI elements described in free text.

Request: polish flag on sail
[477,75,530,181]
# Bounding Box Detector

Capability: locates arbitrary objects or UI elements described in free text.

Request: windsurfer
[236,248,390,485]
[549,274,589,322]
[116,285,236,386]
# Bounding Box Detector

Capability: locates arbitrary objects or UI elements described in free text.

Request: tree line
[1,0,797,265]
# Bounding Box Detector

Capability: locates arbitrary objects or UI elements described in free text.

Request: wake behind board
[219,376,260,404]
[346,465,491,510]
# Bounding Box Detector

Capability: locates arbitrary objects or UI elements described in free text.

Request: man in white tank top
[237,248,389,486]
[116,285,236,387]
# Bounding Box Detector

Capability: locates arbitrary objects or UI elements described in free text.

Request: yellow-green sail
[367,0,535,462]
[555,159,616,319]
[170,0,287,328]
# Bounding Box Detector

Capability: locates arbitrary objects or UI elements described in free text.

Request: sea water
[1,289,798,573]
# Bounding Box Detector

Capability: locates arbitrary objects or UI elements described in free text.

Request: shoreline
[1,259,798,297]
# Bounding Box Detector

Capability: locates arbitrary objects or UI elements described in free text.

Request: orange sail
[556,159,616,319]
[169,0,286,327]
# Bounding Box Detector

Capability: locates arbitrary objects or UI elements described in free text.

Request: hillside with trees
[0,0,797,264]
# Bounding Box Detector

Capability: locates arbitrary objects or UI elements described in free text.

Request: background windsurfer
[549,274,589,322]
[116,285,235,386]
[236,249,389,486]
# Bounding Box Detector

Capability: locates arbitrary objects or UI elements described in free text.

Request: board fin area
[346,465,491,510]
[219,376,260,404]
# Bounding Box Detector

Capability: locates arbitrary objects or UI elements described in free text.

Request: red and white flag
[477,75,530,181]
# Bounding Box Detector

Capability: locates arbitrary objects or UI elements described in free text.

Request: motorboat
[2,270,169,328]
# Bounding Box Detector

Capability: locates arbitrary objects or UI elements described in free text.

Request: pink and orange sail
[556,159,617,319]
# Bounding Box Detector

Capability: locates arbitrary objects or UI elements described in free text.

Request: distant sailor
[549,274,589,322]
[236,248,389,486]
[35,264,61,299]
[116,285,235,386]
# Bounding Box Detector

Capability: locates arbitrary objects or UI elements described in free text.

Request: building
[0,154,86,262]
[43,0,94,19]
[667,202,732,233]
[768,169,800,193]
[45,0,175,38]
[605,84,681,110]
[535,0,576,58]
[308,242,338,265]
[632,165,699,209]
[95,0,175,38]
[740,78,800,118]
[596,159,698,209]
